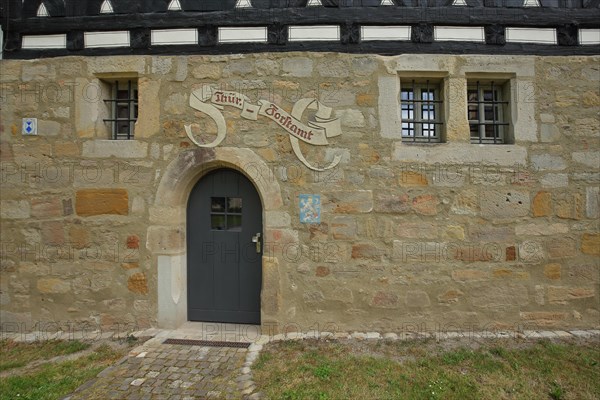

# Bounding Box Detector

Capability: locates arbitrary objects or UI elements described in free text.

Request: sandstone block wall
[0,53,598,334]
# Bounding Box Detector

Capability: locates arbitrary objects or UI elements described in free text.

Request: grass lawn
[253,338,600,400]
[0,339,90,372]
[0,339,131,400]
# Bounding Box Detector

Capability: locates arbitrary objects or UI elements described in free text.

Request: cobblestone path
[66,341,247,400]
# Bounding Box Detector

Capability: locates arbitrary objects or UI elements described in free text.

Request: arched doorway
[187,168,263,324]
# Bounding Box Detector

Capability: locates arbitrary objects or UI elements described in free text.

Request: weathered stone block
[451,270,489,282]
[146,226,184,253]
[371,291,399,308]
[38,120,61,136]
[374,192,410,214]
[0,200,30,219]
[164,92,187,115]
[405,290,430,308]
[531,154,566,171]
[265,211,291,228]
[324,191,373,214]
[121,262,139,270]
[0,143,13,162]
[582,90,600,107]
[128,272,148,295]
[573,151,600,168]
[356,93,376,107]
[519,311,568,327]
[76,189,129,216]
[317,60,350,78]
[393,143,527,166]
[378,75,401,139]
[31,197,63,219]
[303,291,325,304]
[412,194,439,215]
[41,221,65,245]
[516,222,569,236]
[352,57,378,76]
[399,171,428,186]
[192,63,221,79]
[540,124,560,142]
[127,235,140,249]
[395,223,438,239]
[255,59,279,76]
[22,64,56,81]
[468,225,514,243]
[541,174,568,188]
[282,57,313,77]
[548,286,595,304]
[471,284,529,308]
[331,216,357,240]
[555,193,584,220]
[151,57,172,75]
[37,278,70,294]
[82,140,148,158]
[351,243,385,260]
[54,142,80,157]
[532,191,552,217]
[581,233,600,255]
[492,269,529,279]
[135,78,160,138]
[335,109,366,128]
[451,189,479,216]
[224,59,254,76]
[506,246,516,261]
[358,144,380,164]
[544,264,561,280]
[437,289,464,304]
[546,237,577,259]
[480,190,530,220]
[262,256,281,314]
[587,187,599,219]
[444,226,465,241]
[453,246,496,262]
[265,229,299,245]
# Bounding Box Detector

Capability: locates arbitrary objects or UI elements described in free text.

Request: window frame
[103,79,138,140]
[467,80,510,144]
[399,79,443,143]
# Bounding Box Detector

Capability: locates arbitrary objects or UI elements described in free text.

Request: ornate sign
[185,85,343,171]
[299,194,321,224]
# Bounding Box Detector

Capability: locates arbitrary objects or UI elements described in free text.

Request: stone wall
[0,53,598,334]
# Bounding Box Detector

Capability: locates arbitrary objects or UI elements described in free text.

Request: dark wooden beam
[4,7,599,35]
[6,40,600,59]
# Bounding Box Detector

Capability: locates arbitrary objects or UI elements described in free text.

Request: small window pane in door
[227,198,242,213]
[227,215,242,231]
[211,197,226,212]
[211,215,226,230]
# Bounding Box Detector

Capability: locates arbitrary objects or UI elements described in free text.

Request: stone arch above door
[150,147,285,329]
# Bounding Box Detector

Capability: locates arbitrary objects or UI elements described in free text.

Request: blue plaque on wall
[299,194,321,224]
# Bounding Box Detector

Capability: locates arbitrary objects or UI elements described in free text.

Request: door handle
[251,233,262,253]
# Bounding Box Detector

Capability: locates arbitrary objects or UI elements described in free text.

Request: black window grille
[104,80,138,140]
[400,80,442,143]
[468,81,510,144]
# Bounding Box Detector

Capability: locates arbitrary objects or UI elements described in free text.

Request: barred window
[400,80,442,143]
[104,80,138,140]
[468,81,510,144]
